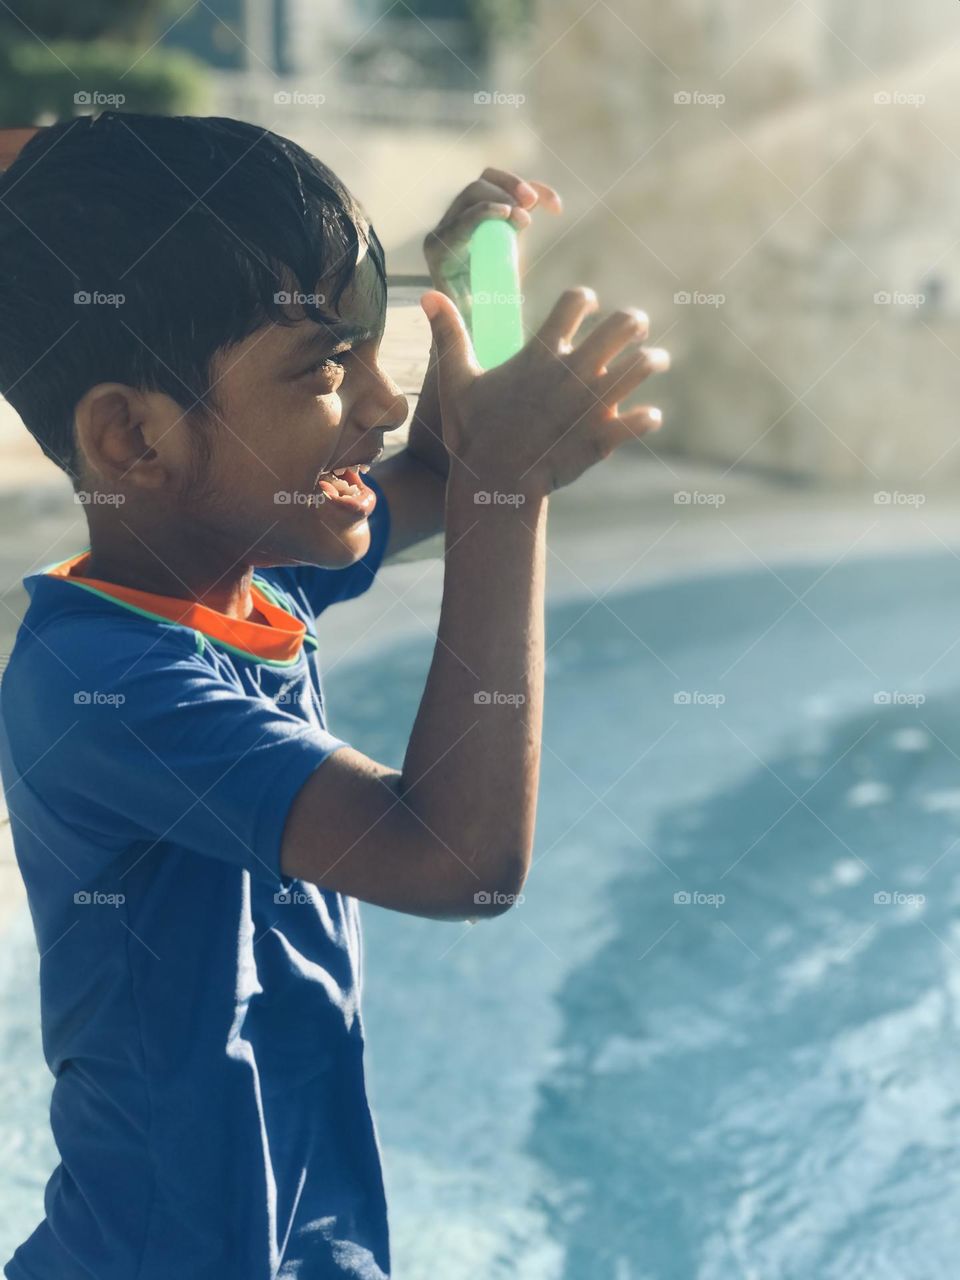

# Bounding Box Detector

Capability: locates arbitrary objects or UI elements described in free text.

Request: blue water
[4,551,960,1277]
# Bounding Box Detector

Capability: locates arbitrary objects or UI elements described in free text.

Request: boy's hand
[420,287,670,499]
[422,167,562,311]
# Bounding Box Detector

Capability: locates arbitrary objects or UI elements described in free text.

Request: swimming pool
[4,550,960,1277]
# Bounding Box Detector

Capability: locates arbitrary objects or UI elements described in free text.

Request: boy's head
[0,113,408,572]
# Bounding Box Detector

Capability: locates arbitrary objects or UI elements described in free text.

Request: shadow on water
[524,695,960,1280]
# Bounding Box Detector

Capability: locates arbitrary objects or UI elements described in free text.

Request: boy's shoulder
[2,576,209,755]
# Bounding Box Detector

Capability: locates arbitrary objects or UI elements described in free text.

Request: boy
[0,114,668,1278]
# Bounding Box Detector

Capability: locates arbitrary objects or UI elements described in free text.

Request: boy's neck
[82,547,262,623]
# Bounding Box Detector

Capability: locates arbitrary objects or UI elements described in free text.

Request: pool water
[4,551,960,1277]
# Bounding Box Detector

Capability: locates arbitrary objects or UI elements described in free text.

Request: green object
[468,219,524,369]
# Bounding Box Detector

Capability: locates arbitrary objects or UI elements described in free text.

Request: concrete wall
[525,0,958,486]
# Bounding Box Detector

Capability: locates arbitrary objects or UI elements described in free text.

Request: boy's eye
[304,347,350,377]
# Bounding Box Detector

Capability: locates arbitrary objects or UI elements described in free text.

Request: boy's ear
[73,383,190,493]
[0,127,42,172]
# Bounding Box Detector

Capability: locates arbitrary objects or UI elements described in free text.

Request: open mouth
[314,464,369,501]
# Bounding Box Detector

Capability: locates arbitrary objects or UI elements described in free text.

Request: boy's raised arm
[281,286,669,921]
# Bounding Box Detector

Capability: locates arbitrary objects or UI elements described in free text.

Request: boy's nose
[367,381,409,435]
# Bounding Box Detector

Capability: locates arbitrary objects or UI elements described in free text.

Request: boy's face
[192,241,408,572]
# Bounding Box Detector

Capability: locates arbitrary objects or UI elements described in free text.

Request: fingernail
[646,407,662,428]
[517,182,536,202]
[645,348,671,370]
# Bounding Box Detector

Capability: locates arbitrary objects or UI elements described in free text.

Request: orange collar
[45,550,306,666]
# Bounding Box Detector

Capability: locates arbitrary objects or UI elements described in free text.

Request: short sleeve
[272,469,391,618]
[5,623,350,885]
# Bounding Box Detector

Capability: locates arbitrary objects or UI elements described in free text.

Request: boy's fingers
[478,168,562,212]
[570,308,649,376]
[536,287,599,353]
[598,347,671,406]
[449,200,515,237]
[480,166,539,207]
[598,406,663,454]
[420,290,480,390]
[523,179,563,212]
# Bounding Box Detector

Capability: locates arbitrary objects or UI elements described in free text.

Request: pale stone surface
[525,0,958,485]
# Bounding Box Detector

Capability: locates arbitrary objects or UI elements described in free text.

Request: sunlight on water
[5,551,960,1277]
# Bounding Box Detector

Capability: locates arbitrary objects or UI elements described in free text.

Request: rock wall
[525,0,959,486]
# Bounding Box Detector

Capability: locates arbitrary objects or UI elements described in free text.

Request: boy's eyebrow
[286,317,378,358]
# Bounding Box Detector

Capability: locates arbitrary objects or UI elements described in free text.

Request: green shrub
[0,40,209,126]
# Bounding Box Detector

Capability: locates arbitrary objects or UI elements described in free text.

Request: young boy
[0,114,668,1278]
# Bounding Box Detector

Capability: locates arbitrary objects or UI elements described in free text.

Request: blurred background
[3,3,960,1278]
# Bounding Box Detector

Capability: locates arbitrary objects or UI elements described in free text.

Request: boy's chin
[309,519,371,565]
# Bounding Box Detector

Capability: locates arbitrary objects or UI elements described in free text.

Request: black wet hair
[0,112,386,489]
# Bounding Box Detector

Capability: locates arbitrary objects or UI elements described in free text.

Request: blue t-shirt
[0,474,393,1279]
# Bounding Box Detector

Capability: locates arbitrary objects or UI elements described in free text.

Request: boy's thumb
[420,290,478,386]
